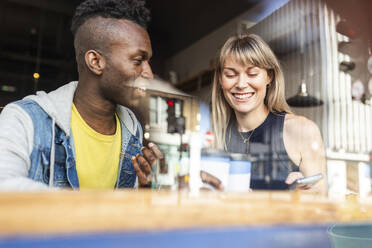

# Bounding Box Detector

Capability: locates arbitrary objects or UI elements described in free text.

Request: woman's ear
[84,50,106,75]
[267,69,274,86]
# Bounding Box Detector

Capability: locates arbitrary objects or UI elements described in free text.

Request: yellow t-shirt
[71,104,121,189]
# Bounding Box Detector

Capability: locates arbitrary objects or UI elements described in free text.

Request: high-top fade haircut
[71,0,151,73]
[71,0,150,36]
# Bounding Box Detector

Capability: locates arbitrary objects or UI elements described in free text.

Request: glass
[328,223,372,248]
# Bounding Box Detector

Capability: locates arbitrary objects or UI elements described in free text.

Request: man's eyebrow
[136,50,152,59]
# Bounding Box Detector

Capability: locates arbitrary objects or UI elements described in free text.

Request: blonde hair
[211,34,292,150]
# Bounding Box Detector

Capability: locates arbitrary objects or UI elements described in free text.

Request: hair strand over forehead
[218,34,274,73]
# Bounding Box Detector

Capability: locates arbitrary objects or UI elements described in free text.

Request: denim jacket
[0,82,142,190]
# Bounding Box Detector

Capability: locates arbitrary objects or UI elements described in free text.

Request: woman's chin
[234,106,254,115]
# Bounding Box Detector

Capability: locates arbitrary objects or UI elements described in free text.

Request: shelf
[175,68,215,93]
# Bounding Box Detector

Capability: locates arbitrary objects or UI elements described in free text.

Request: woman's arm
[283,114,327,194]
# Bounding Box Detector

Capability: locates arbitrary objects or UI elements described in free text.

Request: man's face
[101,19,153,108]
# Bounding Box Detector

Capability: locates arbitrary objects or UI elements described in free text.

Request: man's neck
[73,82,117,135]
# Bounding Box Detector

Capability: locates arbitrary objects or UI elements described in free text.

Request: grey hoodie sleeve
[0,104,49,191]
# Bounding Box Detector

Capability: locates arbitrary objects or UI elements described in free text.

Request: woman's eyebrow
[223,66,256,71]
[246,66,257,70]
[223,67,237,71]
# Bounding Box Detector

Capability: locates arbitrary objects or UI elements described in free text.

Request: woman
[211,34,326,192]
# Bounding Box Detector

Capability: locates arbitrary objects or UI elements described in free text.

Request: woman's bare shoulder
[284,114,320,136]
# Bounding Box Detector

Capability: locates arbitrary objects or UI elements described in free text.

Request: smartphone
[295,173,323,187]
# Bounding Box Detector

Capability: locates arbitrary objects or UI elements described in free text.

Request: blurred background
[0,0,371,198]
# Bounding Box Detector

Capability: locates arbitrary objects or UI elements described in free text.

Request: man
[0,0,161,190]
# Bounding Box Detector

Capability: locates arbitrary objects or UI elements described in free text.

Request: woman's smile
[232,92,255,102]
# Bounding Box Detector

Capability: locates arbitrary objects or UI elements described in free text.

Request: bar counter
[0,190,371,247]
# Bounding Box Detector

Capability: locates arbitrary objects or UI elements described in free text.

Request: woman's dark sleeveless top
[226,112,299,190]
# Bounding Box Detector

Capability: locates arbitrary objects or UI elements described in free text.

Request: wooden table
[0,190,371,248]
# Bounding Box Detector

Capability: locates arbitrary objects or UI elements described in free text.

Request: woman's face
[220,57,272,115]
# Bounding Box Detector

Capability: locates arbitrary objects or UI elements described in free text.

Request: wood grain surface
[0,190,371,236]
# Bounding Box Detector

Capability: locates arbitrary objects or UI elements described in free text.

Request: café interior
[0,0,371,247]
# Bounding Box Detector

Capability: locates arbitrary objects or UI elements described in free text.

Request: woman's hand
[285,172,311,190]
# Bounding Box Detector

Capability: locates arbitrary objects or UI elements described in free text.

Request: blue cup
[228,153,251,192]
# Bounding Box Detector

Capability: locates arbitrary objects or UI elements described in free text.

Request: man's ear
[84,50,106,75]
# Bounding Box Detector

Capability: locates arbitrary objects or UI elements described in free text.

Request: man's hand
[200,171,224,191]
[131,142,167,187]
